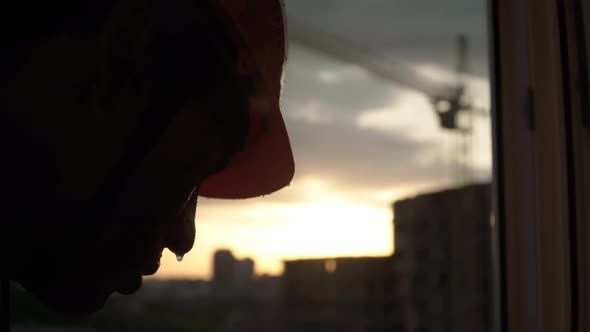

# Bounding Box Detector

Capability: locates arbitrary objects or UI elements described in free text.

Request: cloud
[280,45,469,192]
[287,120,449,189]
[282,46,402,124]
[286,0,489,77]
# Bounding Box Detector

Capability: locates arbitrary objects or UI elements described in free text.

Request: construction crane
[288,17,488,182]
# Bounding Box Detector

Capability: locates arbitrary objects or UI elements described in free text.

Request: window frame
[490,0,577,331]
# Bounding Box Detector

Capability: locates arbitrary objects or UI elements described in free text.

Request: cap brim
[199,105,294,199]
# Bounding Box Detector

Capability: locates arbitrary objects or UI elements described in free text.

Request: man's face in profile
[2,0,250,314]
[12,107,246,315]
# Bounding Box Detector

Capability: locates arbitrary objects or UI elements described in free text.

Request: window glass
[11,1,494,331]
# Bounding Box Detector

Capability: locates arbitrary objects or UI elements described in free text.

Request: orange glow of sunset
[153,177,404,280]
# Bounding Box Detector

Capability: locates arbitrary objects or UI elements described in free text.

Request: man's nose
[164,192,197,257]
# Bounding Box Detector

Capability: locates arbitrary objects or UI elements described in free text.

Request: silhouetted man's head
[0,0,292,314]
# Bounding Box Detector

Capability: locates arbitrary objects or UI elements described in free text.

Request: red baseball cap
[199,0,294,199]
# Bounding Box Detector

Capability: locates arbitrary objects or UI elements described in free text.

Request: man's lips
[140,259,161,276]
[115,251,162,295]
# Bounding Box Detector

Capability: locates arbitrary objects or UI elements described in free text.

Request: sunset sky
[153,0,491,280]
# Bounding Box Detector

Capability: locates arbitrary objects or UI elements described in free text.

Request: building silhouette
[280,256,398,332]
[389,183,492,332]
[235,258,255,288]
[213,249,236,295]
[212,249,256,298]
